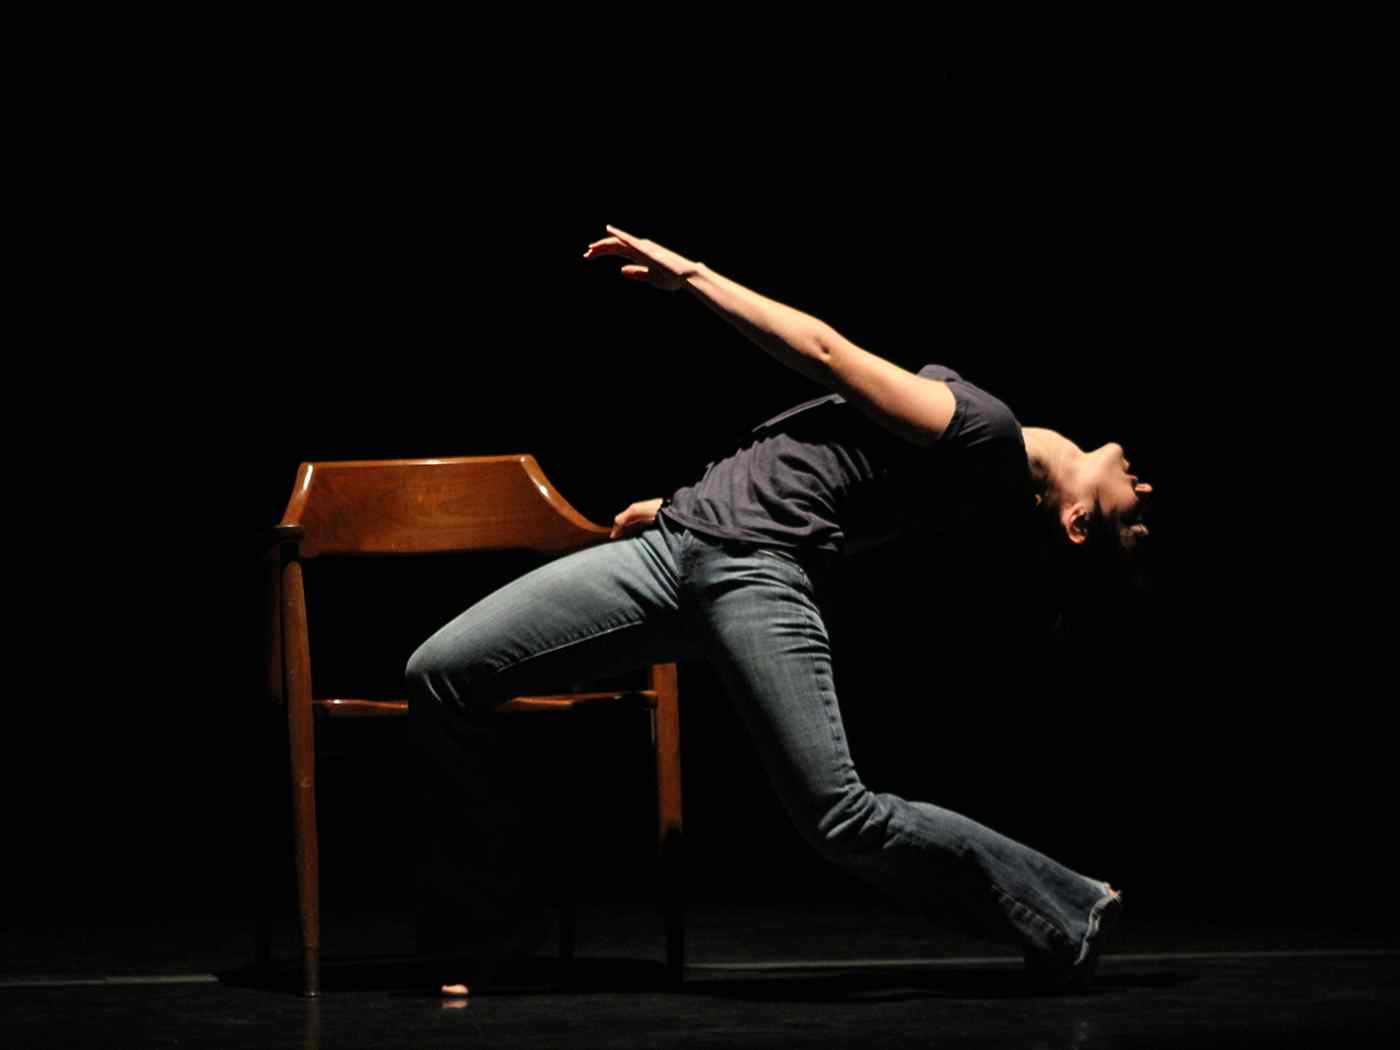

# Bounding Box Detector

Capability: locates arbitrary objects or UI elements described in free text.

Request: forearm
[681,263,834,386]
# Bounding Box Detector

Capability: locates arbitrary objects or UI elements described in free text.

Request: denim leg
[682,532,1112,967]
[406,517,702,717]
[404,517,703,926]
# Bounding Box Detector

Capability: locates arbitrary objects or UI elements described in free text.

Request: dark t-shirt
[659,364,1039,565]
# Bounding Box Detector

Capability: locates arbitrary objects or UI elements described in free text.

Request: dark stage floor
[3,906,1396,1048]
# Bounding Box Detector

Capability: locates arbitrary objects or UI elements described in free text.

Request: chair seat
[314,690,660,717]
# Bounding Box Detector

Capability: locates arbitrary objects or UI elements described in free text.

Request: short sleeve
[917,363,962,383]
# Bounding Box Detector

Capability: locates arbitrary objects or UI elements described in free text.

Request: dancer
[407,225,1150,996]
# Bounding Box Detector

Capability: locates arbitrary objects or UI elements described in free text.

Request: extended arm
[585,225,955,447]
[680,263,956,447]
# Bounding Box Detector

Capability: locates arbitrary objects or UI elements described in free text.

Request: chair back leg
[283,558,322,997]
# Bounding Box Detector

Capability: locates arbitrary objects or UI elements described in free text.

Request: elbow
[807,321,844,375]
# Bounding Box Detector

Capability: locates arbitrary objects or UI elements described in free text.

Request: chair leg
[650,664,684,983]
[283,558,321,997]
[288,694,321,997]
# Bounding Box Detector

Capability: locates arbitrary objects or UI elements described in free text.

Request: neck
[1020,426,1085,508]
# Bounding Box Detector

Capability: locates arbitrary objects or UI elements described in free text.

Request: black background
[10,51,1383,950]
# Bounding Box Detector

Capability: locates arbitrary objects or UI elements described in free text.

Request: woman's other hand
[583,225,699,292]
[611,498,666,540]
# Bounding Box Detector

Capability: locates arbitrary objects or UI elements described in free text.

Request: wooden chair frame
[263,454,684,996]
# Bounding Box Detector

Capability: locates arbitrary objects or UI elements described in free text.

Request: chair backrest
[276,454,608,558]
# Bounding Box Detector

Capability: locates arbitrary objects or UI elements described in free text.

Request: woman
[407,225,1151,996]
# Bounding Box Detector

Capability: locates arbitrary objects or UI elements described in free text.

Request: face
[1086,442,1153,551]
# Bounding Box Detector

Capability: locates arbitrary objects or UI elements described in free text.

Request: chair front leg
[650,663,684,983]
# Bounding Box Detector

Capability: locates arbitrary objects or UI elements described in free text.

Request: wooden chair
[263,454,684,997]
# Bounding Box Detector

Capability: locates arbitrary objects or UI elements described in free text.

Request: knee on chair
[405,643,496,716]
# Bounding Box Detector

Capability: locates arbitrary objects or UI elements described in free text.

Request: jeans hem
[1075,881,1117,966]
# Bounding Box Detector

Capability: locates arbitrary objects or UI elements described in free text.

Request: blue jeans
[406,511,1114,968]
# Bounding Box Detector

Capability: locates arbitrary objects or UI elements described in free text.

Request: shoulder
[922,368,1021,452]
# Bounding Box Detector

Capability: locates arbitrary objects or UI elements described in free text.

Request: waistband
[658,508,839,578]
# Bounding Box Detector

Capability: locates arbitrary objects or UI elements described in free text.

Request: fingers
[611,502,656,539]
[585,228,673,288]
[585,225,643,256]
[582,236,625,259]
[583,236,648,273]
[585,230,631,251]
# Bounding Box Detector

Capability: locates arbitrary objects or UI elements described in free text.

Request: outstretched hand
[583,225,699,292]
